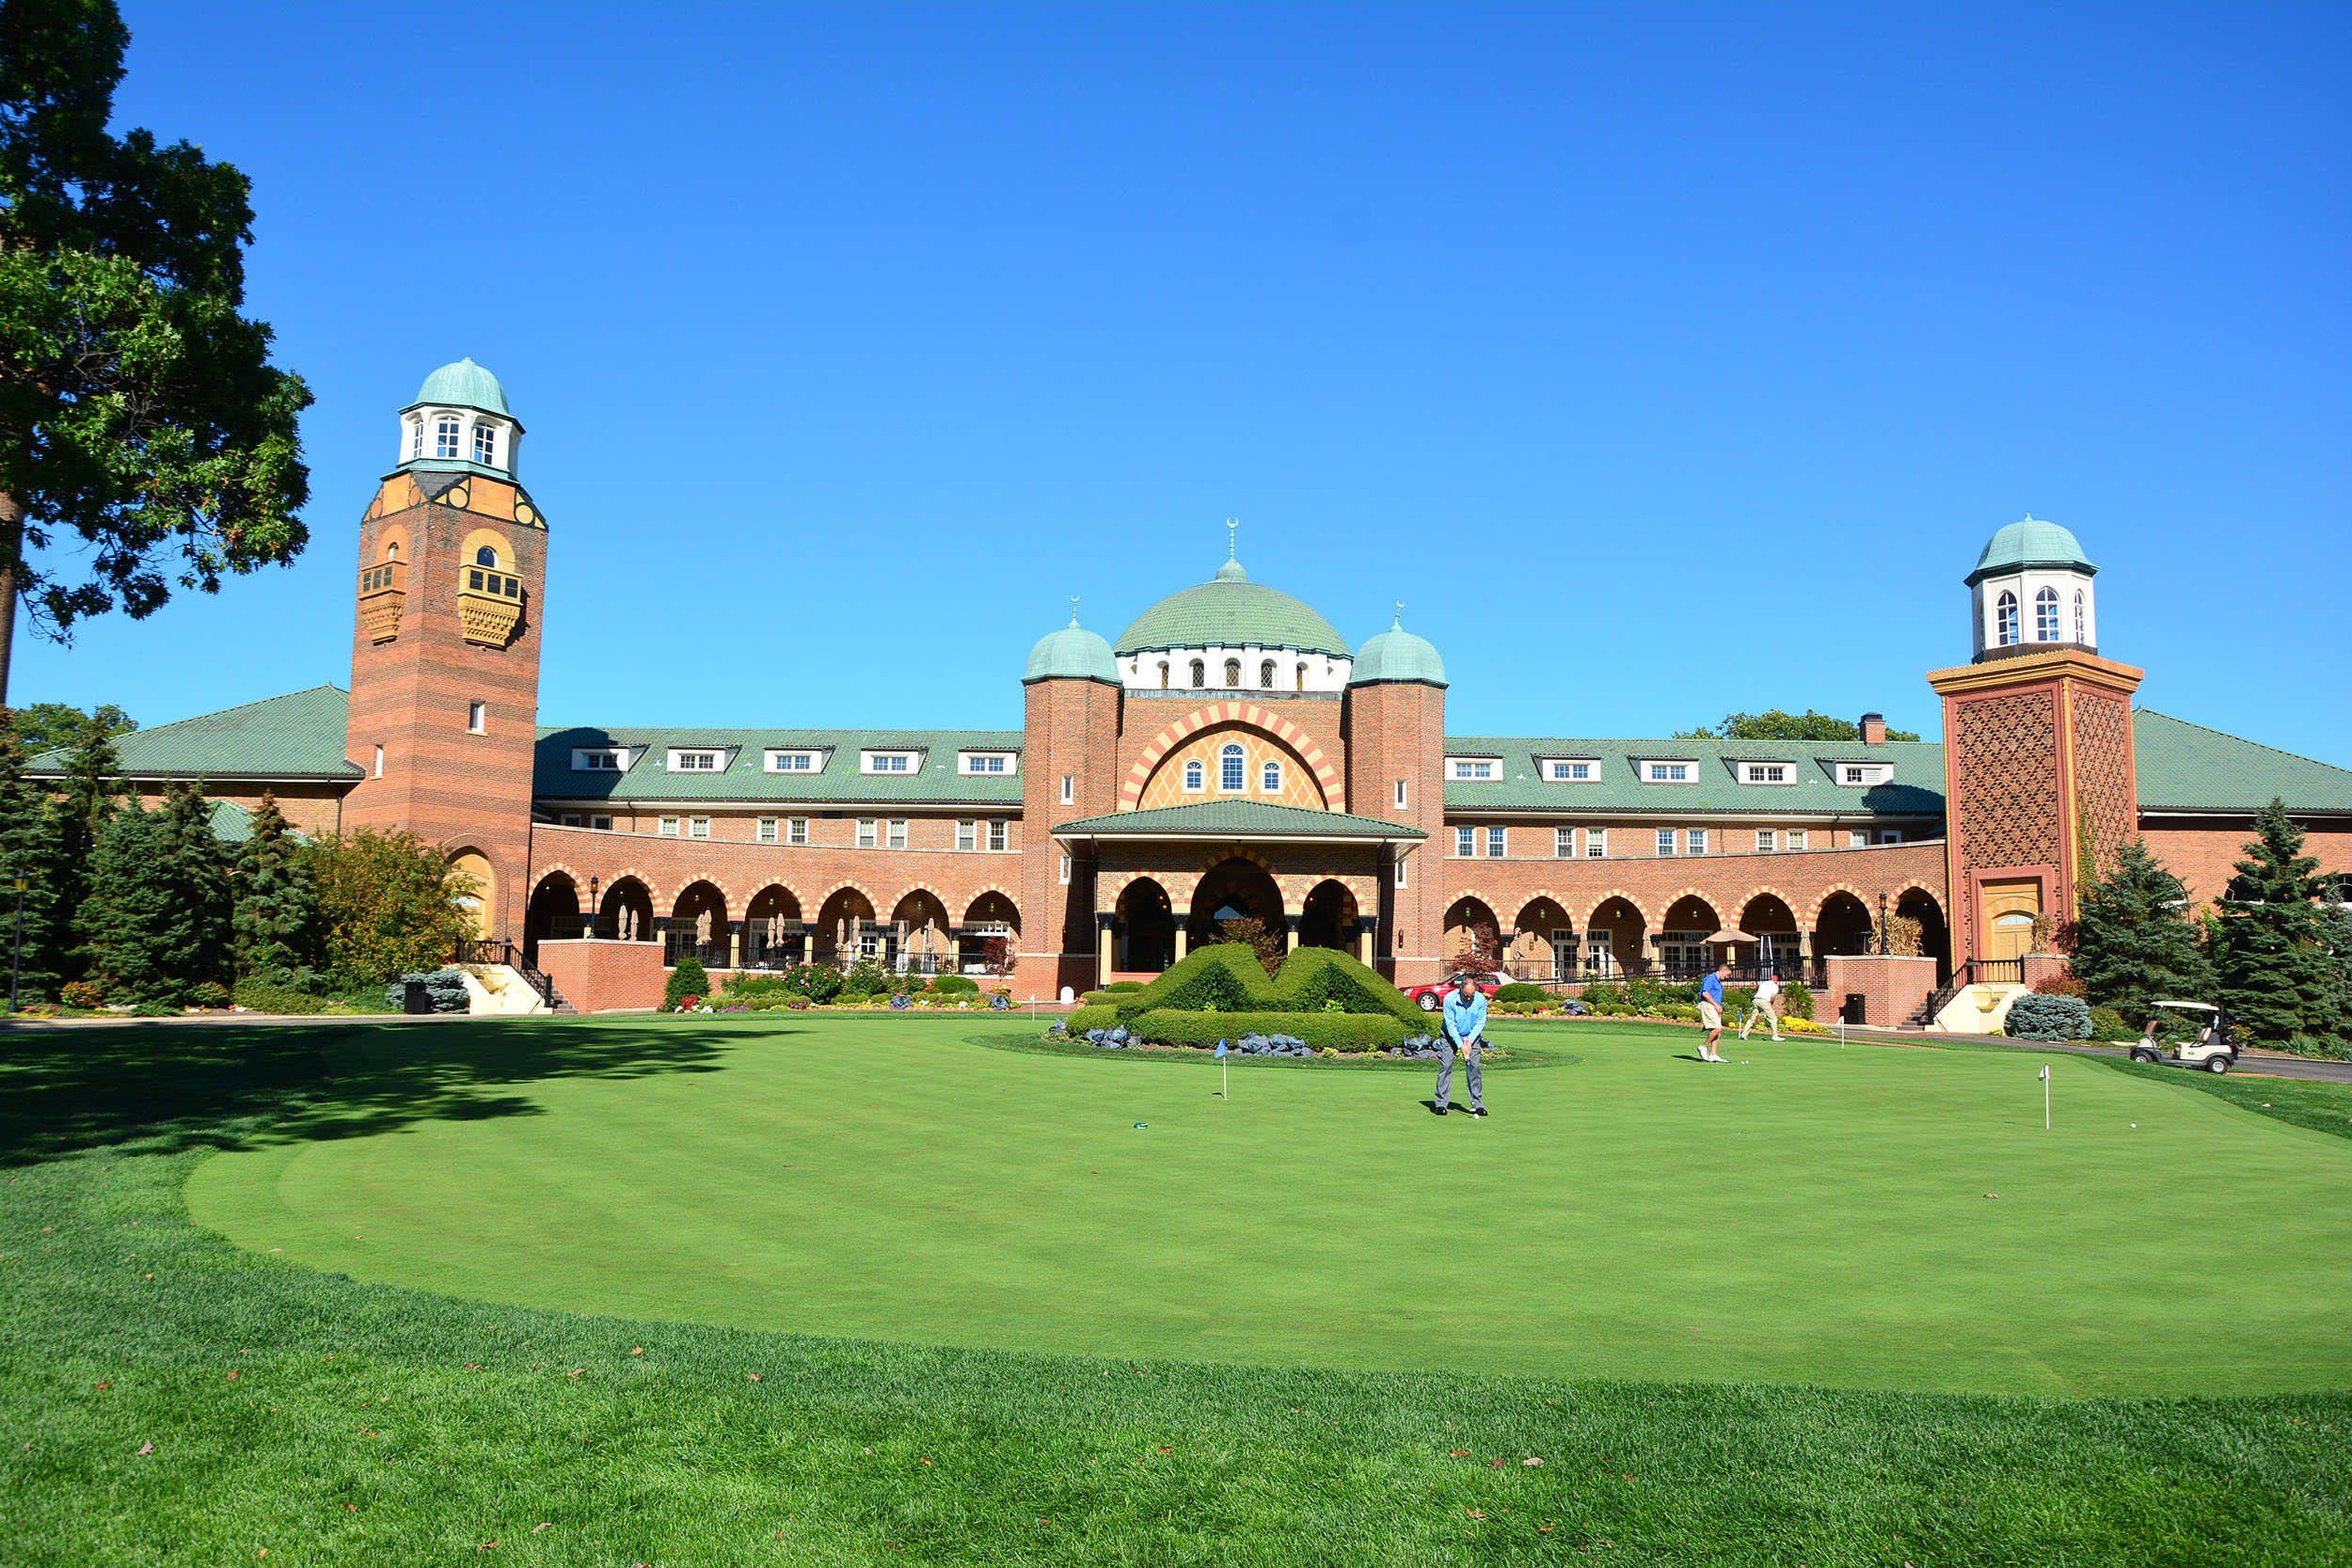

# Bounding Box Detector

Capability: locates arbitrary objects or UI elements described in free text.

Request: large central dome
[1114,559,1352,657]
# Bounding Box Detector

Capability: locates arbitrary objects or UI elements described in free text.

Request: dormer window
[671,750,721,772]
[1741,763,1794,784]
[1448,758,1497,781]
[866,752,914,773]
[766,750,818,772]
[1543,758,1597,782]
[472,422,498,465]
[1644,761,1694,783]
[1836,762,1892,787]
[573,749,625,772]
[961,752,1014,775]
[435,417,462,459]
[2074,589,2086,641]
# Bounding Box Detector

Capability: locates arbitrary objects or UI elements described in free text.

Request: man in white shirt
[1741,974,1783,1041]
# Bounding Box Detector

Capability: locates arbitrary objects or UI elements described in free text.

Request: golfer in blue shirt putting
[1698,961,1729,1062]
[1436,974,1488,1117]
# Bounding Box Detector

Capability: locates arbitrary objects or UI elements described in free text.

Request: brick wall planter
[1822,955,1938,1027]
[534,939,665,1013]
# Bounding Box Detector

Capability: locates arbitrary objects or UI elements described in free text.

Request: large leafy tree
[304,828,475,983]
[2211,799,2350,1052]
[2068,839,2216,1024]
[230,787,311,974]
[0,0,310,702]
[9,697,127,753]
[76,779,231,1004]
[1671,709,1922,742]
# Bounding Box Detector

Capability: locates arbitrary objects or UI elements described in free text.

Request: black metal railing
[662,937,733,971]
[452,938,559,1008]
[1502,957,1829,990]
[1962,958,2026,987]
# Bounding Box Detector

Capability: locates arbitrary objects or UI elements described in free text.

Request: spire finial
[1393,599,1405,630]
[1226,517,1237,562]
[1070,594,1081,627]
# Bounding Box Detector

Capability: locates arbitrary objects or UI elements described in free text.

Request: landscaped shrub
[2004,992,2092,1041]
[306,827,477,986]
[189,980,230,1008]
[1101,979,1144,993]
[1108,944,1423,1028]
[1492,983,1550,1004]
[1781,982,1815,1021]
[2032,974,2089,999]
[232,978,328,1015]
[932,974,980,993]
[778,964,844,1003]
[1580,982,1624,1010]
[662,955,709,1013]
[1064,1004,1118,1036]
[2088,1005,2138,1041]
[59,979,103,1010]
[384,969,469,1013]
[1125,1009,1406,1053]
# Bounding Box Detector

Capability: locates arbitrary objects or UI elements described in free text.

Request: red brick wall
[1341,680,1447,986]
[342,473,547,942]
[534,938,664,1013]
[135,782,348,840]
[2140,816,2352,905]
[1020,675,1123,996]
[1823,954,1938,1026]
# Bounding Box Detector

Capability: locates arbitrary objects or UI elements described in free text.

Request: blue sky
[21,3,2348,763]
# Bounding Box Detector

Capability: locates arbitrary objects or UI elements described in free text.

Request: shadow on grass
[0,1017,782,1166]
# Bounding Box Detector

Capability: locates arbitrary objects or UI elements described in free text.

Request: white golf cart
[2127,1000,2238,1074]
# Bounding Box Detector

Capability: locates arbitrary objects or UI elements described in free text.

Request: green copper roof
[1114,560,1352,657]
[1349,616,1447,688]
[1966,515,2094,585]
[1439,735,1948,817]
[1052,800,1425,840]
[405,357,513,419]
[1023,613,1120,685]
[534,727,1025,805]
[2132,710,2352,813]
[26,686,362,780]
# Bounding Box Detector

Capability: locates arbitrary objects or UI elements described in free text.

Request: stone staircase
[1904,986,1961,1029]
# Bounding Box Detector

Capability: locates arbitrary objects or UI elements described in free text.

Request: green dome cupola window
[1966,515,2099,663]
[1113,547,1355,695]
[398,357,524,483]
[1348,610,1448,689]
[1024,605,1120,686]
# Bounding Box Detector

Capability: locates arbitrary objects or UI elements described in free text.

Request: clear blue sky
[21,2,2348,764]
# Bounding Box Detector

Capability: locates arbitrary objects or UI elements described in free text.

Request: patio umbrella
[1704,928,1758,945]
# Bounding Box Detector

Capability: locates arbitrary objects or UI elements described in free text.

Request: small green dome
[1966,515,2095,586]
[1114,559,1351,657]
[406,357,513,419]
[1024,613,1119,685]
[1348,615,1448,688]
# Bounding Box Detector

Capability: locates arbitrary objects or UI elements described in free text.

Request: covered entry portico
[1052,801,1425,985]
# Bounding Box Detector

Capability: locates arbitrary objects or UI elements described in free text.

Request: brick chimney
[1859,712,1887,747]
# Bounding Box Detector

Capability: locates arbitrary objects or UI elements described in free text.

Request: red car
[1402,972,1516,1013]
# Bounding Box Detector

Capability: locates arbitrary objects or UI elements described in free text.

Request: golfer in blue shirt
[1698,961,1729,1063]
[1436,975,1488,1117]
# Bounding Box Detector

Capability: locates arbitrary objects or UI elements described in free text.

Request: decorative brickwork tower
[1343,614,1448,986]
[1018,610,1122,996]
[343,360,549,942]
[1929,519,2139,970]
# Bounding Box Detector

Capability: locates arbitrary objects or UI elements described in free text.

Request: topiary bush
[2004,992,2092,1041]
[1106,944,1423,1029]
[1101,979,1144,993]
[1064,1003,1119,1036]
[932,974,980,993]
[663,954,709,1013]
[232,978,326,1015]
[1125,1009,1406,1053]
[1492,982,1550,1004]
[1781,982,1816,1021]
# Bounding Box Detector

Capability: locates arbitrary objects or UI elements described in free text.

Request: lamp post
[587,876,599,941]
[1877,891,1889,956]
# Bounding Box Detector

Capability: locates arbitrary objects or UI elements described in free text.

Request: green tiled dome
[406,357,512,418]
[1114,560,1351,657]
[1348,616,1447,688]
[1966,515,2095,585]
[1024,613,1119,685]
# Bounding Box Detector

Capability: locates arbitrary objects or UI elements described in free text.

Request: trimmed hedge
[1102,979,1145,993]
[931,974,980,993]
[1109,944,1423,1029]
[1065,1004,1118,1036]
[1492,983,1550,1004]
[2005,992,2092,1041]
[232,978,327,1015]
[1125,1009,1406,1053]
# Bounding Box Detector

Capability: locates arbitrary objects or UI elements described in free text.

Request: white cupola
[1965,515,2098,663]
[396,357,522,481]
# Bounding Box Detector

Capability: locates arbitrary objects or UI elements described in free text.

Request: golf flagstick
[2041,1064,2050,1129]
[1216,1037,1228,1100]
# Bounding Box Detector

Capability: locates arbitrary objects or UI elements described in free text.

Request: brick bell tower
[1928,517,2140,972]
[342,359,548,942]
[1342,613,1447,987]
[1017,608,1123,999]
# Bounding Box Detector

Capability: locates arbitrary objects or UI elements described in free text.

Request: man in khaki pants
[1741,973,1783,1041]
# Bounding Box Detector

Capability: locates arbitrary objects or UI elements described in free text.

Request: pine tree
[45,704,125,987]
[0,717,60,1001]
[230,788,312,976]
[2068,839,2216,1024]
[77,782,230,1005]
[2211,798,2348,1051]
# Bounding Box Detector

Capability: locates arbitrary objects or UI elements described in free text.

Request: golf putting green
[186,1017,2352,1397]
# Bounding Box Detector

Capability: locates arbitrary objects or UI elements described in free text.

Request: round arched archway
[670,881,728,965]
[1661,895,1722,977]
[744,884,803,969]
[599,877,654,942]
[1186,857,1283,952]
[1299,879,1358,951]
[447,848,495,940]
[1740,894,1802,978]
[961,891,1019,974]
[1514,896,1575,981]
[1815,891,1874,957]
[815,888,878,968]
[1584,896,1645,979]
[1117,879,1175,973]
[1898,887,1951,983]
[891,889,954,977]
[1443,896,1502,974]
[523,871,580,962]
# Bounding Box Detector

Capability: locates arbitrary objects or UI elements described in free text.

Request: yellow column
[1097,917,1113,987]
[1357,921,1374,966]
[1286,920,1301,952]
[1173,926,1189,961]
[728,930,742,972]
[801,929,813,967]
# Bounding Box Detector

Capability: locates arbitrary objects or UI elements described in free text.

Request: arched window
[472,422,498,465]
[1224,658,1241,687]
[2034,586,2059,641]
[1295,662,1307,691]
[384,540,401,561]
[1995,590,2019,646]
[474,545,500,569]
[408,420,423,459]
[2074,589,2086,642]
[435,416,462,460]
[1219,743,1245,791]
[1184,759,1204,792]
[1157,660,1169,689]
[1262,760,1282,793]
[1189,658,1205,689]
[1260,659,1275,689]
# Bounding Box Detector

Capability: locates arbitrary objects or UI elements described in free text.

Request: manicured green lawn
[3,1018,2348,1564]
[183,1016,2352,1397]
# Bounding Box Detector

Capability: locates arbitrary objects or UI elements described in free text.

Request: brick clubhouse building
[49,361,2352,1015]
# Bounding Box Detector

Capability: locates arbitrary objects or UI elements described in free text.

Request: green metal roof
[1439,735,1948,817]
[2133,709,2352,814]
[1023,614,1120,685]
[405,357,514,419]
[534,727,1026,805]
[27,686,362,781]
[1966,515,2095,586]
[1349,616,1447,688]
[1113,560,1352,658]
[1052,800,1425,840]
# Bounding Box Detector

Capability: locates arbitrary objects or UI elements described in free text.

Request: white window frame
[1996,589,2020,645]
[1542,757,1599,782]
[1741,763,1795,784]
[1642,760,1695,784]
[856,818,877,847]
[1657,828,1677,857]
[956,820,976,850]
[1395,857,1408,888]
[1060,774,1074,805]
[434,415,462,460]
[471,421,498,466]
[987,820,1007,851]
[573,748,627,772]
[1585,829,1607,858]
[1788,830,1807,850]
[757,817,778,843]
[764,750,819,773]
[863,752,916,774]
[1058,853,1072,886]
[1687,828,1708,855]
[1555,826,1574,858]
[1836,763,1892,787]
[1756,829,1777,852]
[1850,830,1868,847]
[787,816,808,846]
[1879,829,1903,845]
[1447,757,1499,781]
[689,816,710,840]
[592,815,612,832]
[667,749,723,773]
[1485,827,1506,859]
[886,819,908,849]
[1395,779,1408,808]
[560,813,581,828]
[960,752,1015,775]
[1218,743,1246,793]
[1455,826,1474,857]
[1184,760,1206,793]
[1261,760,1282,794]
[467,701,486,735]
[658,816,680,837]
[373,744,384,778]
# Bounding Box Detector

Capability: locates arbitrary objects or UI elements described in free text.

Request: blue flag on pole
[1216,1038,1228,1058]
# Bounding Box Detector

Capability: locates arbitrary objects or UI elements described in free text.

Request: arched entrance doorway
[1513,897,1575,981]
[744,884,803,970]
[1814,891,1874,957]
[669,881,728,967]
[448,848,494,940]
[1442,896,1502,974]
[891,889,954,977]
[1739,893,1802,979]
[815,888,878,969]
[1583,896,1645,979]
[1117,878,1175,973]
[523,872,580,962]
[598,877,654,942]
[1186,857,1284,955]
[1660,895,1722,977]
[961,891,1019,974]
[1898,887,1952,984]
[1299,879,1358,951]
